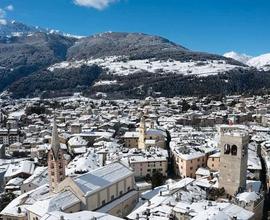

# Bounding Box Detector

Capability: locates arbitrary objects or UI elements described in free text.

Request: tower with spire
[48,117,66,192]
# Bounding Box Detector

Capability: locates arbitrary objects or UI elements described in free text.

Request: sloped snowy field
[48,56,246,87]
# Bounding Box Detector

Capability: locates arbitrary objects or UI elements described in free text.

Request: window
[102,200,106,205]
[197,158,200,162]
[190,167,193,170]
[224,144,231,154]
[127,186,130,191]
[111,195,115,200]
[119,191,123,195]
[231,145,237,156]
[212,158,215,161]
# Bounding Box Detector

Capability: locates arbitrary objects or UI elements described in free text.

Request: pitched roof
[74,162,133,195]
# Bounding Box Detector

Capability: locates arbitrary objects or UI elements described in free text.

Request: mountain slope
[0,32,76,91]
[8,32,250,98]
[0,24,268,99]
[67,32,244,66]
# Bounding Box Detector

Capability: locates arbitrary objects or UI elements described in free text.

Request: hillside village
[0,94,270,219]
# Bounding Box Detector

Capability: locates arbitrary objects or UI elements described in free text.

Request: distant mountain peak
[247,53,270,70]
[224,51,270,70]
[223,51,252,64]
[0,20,84,39]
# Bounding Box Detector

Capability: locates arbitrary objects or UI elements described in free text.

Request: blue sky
[0,0,269,56]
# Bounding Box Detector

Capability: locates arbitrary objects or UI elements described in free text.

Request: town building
[218,125,249,195]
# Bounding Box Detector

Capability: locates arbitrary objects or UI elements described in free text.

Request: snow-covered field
[48,56,245,77]
[93,80,118,87]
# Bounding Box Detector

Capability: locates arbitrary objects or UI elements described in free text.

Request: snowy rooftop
[73,162,133,195]
[23,166,48,186]
[40,210,123,220]
[26,190,80,217]
[4,160,35,178]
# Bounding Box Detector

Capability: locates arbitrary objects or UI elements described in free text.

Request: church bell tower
[48,118,66,192]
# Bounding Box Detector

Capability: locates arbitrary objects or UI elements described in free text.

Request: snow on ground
[48,56,244,77]
[93,80,118,87]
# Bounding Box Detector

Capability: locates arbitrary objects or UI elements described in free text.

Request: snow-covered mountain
[224,51,270,71]
[0,20,270,99]
[247,53,270,71]
[223,51,252,64]
[0,20,83,38]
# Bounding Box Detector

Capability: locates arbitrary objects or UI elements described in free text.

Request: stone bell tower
[48,118,66,192]
[219,125,249,195]
[138,115,146,150]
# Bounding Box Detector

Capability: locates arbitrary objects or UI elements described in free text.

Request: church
[0,118,139,220]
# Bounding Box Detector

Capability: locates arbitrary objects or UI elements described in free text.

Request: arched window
[231,145,237,156]
[224,144,230,154]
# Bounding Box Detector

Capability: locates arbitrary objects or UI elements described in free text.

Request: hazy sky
[0,0,269,56]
